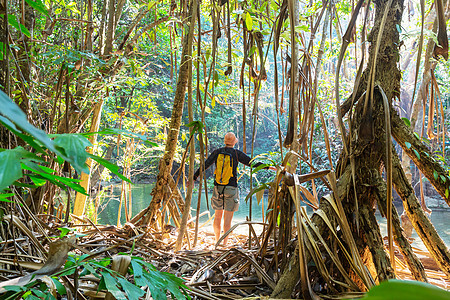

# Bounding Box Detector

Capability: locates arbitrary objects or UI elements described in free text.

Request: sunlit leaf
[88,153,131,183]
[402,117,411,127]
[0,149,24,192]
[0,91,61,156]
[53,134,92,174]
[405,142,411,149]
[245,12,253,31]
[100,272,127,300]
[361,279,450,300]
[8,15,31,38]
[51,277,67,295]
[25,0,49,17]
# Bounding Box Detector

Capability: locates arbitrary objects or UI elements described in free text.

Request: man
[193,132,274,245]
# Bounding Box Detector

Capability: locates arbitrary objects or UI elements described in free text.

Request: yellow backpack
[214,151,234,185]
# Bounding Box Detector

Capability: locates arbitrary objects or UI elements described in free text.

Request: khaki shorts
[211,186,239,212]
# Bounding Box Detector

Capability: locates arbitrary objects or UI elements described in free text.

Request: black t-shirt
[193,146,264,187]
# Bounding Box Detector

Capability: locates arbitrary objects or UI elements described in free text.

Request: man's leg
[213,209,224,243]
[222,210,234,245]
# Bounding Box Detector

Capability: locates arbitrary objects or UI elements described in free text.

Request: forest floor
[0,218,448,299]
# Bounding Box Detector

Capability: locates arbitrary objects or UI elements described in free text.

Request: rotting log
[391,109,450,207]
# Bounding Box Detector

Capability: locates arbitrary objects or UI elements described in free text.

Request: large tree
[271,0,450,296]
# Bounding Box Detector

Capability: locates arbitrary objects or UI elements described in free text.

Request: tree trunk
[390,140,450,278]
[392,112,450,207]
[0,0,9,150]
[72,100,104,218]
[273,0,409,296]
[175,40,197,251]
[134,0,198,228]
[0,0,8,94]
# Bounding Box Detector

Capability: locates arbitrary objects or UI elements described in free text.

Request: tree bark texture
[273,0,411,295]
[390,146,450,278]
[73,100,104,218]
[0,0,9,150]
[392,111,450,207]
[138,0,198,227]
[373,171,428,282]
[0,0,8,94]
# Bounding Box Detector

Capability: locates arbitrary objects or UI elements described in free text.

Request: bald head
[224,132,238,147]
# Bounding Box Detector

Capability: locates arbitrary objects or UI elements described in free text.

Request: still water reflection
[98,183,449,250]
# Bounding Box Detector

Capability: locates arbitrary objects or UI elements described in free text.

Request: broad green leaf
[0,149,24,192]
[28,175,48,187]
[402,117,411,127]
[143,272,167,300]
[0,91,60,156]
[413,149,420,160]
[244,184,267,204]
[185,121,204,133]
[117,277,145,299]
[32,288,47,297]
[166,279,187,300]
[25,0,49,16]
[249,45,258,57]
[214,70,219,83]
[53,134,91,174]
[0,42,4,60]
[8,15,31,38]
[83,128,157,147]
[100,272,127,300]
[0,116,47,155]
[245,12,253,31]
[3,285,24,292]
[21,163,87,195]
[58,227,72,238]
[433,170,438,180]
[405,142,411,149]
[131,260,146,286]
[66,1,81,14]
[0,193,14,201]
[361,279,450,300]
[439,175,446,183]
[81,263,99,277]
[88,154,131,183]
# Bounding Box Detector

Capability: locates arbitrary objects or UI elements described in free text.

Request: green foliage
[359,279,450,300]
[62,254,189,300]
[24,0,49,17]
[3,280,58,300]
[8,15,31,38]
[0,91,129,199]
[2,254,189,300]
